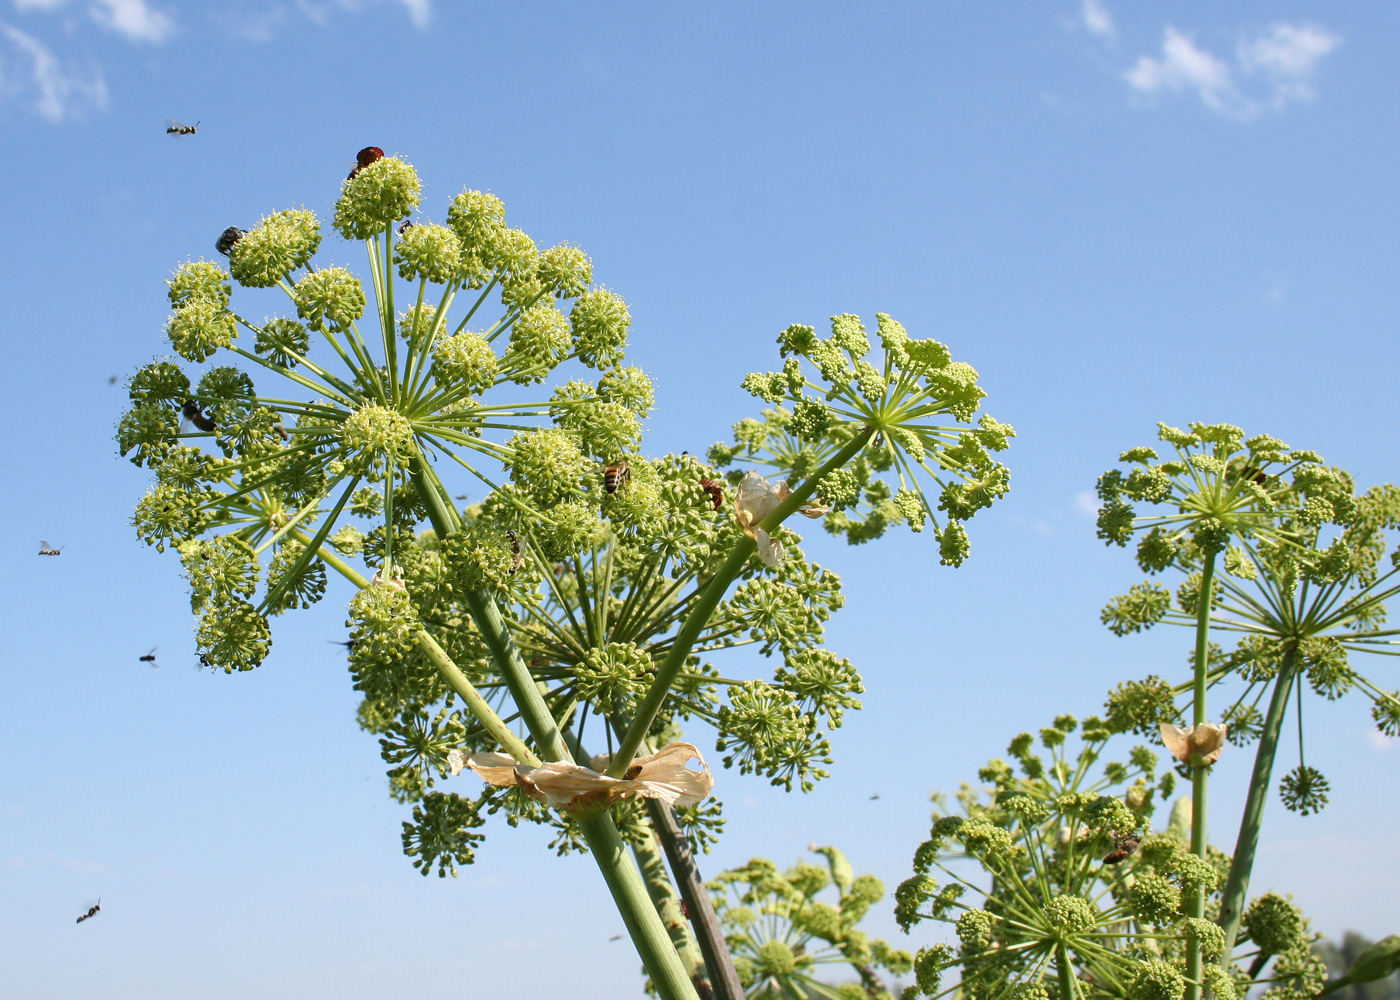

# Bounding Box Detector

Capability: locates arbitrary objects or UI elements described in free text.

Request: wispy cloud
[1124,22,1341,119]
[395,0,430,30]
[0,19,107,120]
[1075,491,1100,518]
[1081,0,1115,44]
[89,0,176,44]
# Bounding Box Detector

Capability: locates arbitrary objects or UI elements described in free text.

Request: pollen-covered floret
[446,188,507,284]
[537,243,592,299]
[166,297,237,363]
[294,267,367,332]
[229,209,321,287]
[503,428,590,504]
[394,223,461,284]
[334,156,422,240]
[431,332,498,395]
[340,404,418,477]
[503,303,571,382]
[570,288,630,370]
[596,366,654,416]
[167,260,231,311]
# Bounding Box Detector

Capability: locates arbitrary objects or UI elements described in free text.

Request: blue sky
[2,2,1398,997]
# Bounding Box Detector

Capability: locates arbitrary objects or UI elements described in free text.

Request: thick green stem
[608,427,874,777]
[1187,547,1219,1000]
[1217,646,1298,955]
[407,459,699,1000]
[633,820,710,995]
[646,800,745,1000]
[1057,943,1078,1000]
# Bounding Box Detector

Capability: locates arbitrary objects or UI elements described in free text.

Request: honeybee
[166,119,199,135]
[76,899,101,924]
[398,220,416,235]
[181,399,216,433]
[139,648,159,667]
[506,530,523,575]
[603,460,631,494]
[215,226,246,256]
[1101,831,1141,865]
[274,423,289,443]
[348,146,384,180]
[38,541,63,556]
[698,478,724,510]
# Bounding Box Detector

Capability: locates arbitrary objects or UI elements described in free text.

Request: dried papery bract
[733,470,829,569]
[1159,722,1228,766]
[452,742,714,813]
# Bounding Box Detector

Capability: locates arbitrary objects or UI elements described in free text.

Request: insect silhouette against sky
[139,648,159,667]
[76,900,100,924]
[166,119,199,135]
[38,541,62,556]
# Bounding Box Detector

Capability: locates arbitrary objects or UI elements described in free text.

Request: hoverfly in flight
[38,541,63,556]
[166,119,200,135]
[139,648,159,667]
[76,899,101,924]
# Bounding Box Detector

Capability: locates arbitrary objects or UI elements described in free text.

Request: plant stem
[633,819,711,997]
[646,800,746,1000]
[1187,547,1219,1000]
[1217,645,1298,955]
[1057,943,1079,1000]
[407,458,700,1000]
[607,427,874,778]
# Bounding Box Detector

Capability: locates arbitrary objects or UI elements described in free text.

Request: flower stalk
[1186,546,1218,1000]
[607,426,874,779]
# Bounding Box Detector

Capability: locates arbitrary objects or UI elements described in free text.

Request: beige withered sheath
[448,742,715,813]
[1159,721,1228,765]
[733,470,830,569]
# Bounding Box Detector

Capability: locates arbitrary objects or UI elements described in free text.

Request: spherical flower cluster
[229,209,321,288]
[294,267,367,332]
[165,267,237,362]
[569,288,631,370]
[503,303,571,383]
[334,156,422,240]
[575,642,654,715]
[394,223,462,284]
[503,428,591,504]
[253,318,310,369]
[431,332,498,395]
[1129,959,1185,1000]
[445,188,506,285]
[596,365,654,415]
[196,596,272,672]
[341,404,418,477]
[537,243,592,299]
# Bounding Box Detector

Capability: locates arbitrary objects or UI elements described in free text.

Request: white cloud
[12,0,70,10]
[1075,491,1100,518]
[395,0,429,29]
[1238,23,1340,108]
[88,0,174,44]
[0,19,107,120]
[1082,0,1115,44]
[1124,22,1340,119]
[1366,727,1396,752]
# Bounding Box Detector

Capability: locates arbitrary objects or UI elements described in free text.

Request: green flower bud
[1157,423,1198,448]
[1165,850,1218,893]
[1136,527,1179,572]
[1373,695,1400,737]
[829,312,871,358]
[431,332,498,395]
[1009,985,1050,1000]
[228,209,321,287]
[537,243,592,299]
[504,303,571,382]
[740,371,786,403]
[401,791,486,877]
[789,398,832,441]
[1101,582,1172,636]
[576,642,654,714]
[596,366,654,416]
[347,581,420,667]
[133,483,214,551]
[1046,894,1097,934]
[1244,893,1305,956]
[341,404,417,476]
[912,944,954,996]
[937,521,969,567]
[334,156,421,240]
[754,940,800,977]
[196,597,272,673]
[1201,966,1238,1000]
[1183,917,1225,959]
[254,318,310,368]
[167,260,231,310]
[394,222,461,283]
[875,312,908,361]
[902,338,952,374]
[853,359,886,402]
[570,288,630,370]
[294,267,366,332]
[534,499,606,559]
[894,875,937,931]
[128,361,191,407]
[777,323,817,357]
[266,539,327,614]
[894,488,927,532]
[165,297,237,362]
[1128,871,1181,924]
[504,428,590,504]
[818,468,861,512]
[956,909,995,951]
[330,525,366,555]
[1129,959,1185,1000]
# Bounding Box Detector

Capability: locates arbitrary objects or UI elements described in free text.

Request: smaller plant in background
[711,845,913,999]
